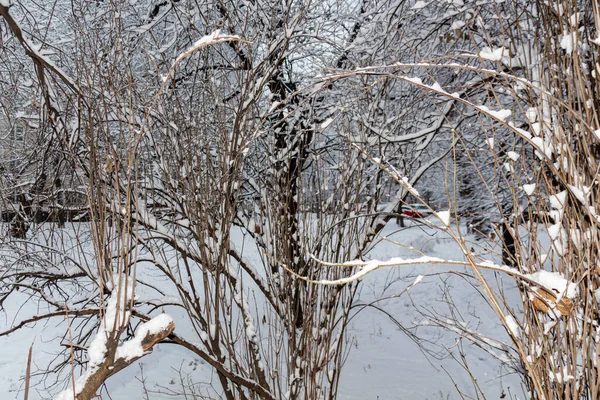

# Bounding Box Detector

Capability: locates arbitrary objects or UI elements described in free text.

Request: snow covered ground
[337,221,523,399]
[0,219,524,399]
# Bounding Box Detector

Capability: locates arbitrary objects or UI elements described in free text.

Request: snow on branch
[276,251,577,312]
[320,62,600,228]
[320,62,595,135]
[55,311,175,400]
[115,313,174,362]
[276,250,580,323]
[132,30,250,152]
[53,277,174,400]
[164,30,250,83]
[0,3,82,95]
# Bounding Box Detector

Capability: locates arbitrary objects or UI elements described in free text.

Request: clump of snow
[411,275,425,287]
[0,0,12,7]
[548,191,567,210]
[429,82,447,94]
[405,77,423,85]
[568,12,580,27]
[116,313,174,361]
[551,367,575,384]
[268,101,281,112]
[479,105,511,122]
[479,47,509,61]
[560,31,577,54]
[547,223,562,240]
[567,184,590,204]
[531,137,553,159]
[193,30,223,47]
[147,296,181,306]
[543,320,557,335]
[200,331,209,342]
[411,1,427,10]
[569,228,583,247]
[523,184,536,195]
[526,270,577,299]
[451,20,465,30]
[400,176,419,196]
[485,138,494,149]
[526,107,538,123]
[510,124,532,139]
[321,118,334,129]
[504,315,520,338]
[173,30,241,66]
[507,151,519,161]
[338,260,379,283]
[437,210,451,226]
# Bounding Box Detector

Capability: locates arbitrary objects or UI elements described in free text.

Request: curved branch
[133,310,277,400]
[0,308,100,337]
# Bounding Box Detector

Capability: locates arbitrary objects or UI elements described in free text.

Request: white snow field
[0,219,523,399]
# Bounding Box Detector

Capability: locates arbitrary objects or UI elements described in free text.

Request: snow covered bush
[303,0,600,398]
[1,0,599,398]
[0,0,451,398]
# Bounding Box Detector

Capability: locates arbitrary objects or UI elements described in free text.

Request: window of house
[14,123,24,142]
